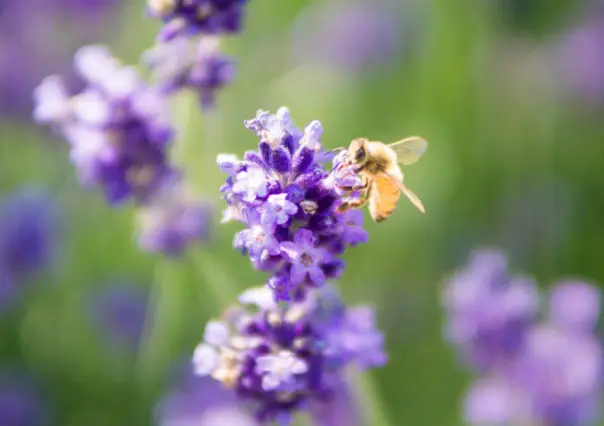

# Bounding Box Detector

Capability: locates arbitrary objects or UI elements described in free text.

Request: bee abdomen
[369,175,401,222]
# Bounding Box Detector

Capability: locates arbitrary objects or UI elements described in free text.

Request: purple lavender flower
[554,17,604,104]
[136,179,213,255]
[192,286,385,424]
[0,372,46,426]
[145,36,236,109]
[291,0,404,72]
[33,46,177,205]
[464,377,526,425]
[218,108,368,301]
[147,0,249,41]
[90,283,148,351]
[548,281,600,332]
[0,188,59,312]
[442,249,539,371]
[446,250,604,426]
[513,324,603,426]
[157,373,258,426]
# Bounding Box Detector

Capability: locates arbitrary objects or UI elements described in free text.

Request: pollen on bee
[147,0,176,16]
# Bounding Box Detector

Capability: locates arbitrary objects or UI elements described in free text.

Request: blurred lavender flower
[291,0,404,73]
[144,36,236,109]
[91,283,148,351]
[548,281,600,332]
[0,0,119,117]
[442,249,539,371]
[218,107,368,301]
[147,0,249,42]
[0,372,46,426]
[33,46,177,205]
[554,17,604,104]
[0,188,59,311]
[157,373,257,426]
[513,323,602,425]
[136,179,213,256]
[192,286,385,424]
[445,249,604,426]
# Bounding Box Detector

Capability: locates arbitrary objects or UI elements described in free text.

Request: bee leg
[336,183,372,213]
[336,175,369,192]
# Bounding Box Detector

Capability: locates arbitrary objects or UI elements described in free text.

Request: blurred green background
[1,0,603,424]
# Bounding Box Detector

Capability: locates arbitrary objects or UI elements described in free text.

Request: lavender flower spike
[442,249,539,371]
[192,286,386,424]
[147,0,249,41]
[219,107,368,301]
[445,249,604,426]
[0,188,60,312]
[144,36,235,109]
[136,179,213,256]
[33,46,177,205]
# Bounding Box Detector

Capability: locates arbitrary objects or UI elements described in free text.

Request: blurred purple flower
[147,0,249,42]
[34,46,177,205]
[291,0,404,72]
[0,188,59,311]
[136,179,213,256]
[308,374,362,426]
[513,324,603,426]
[0,373,46,426]
[158,374,258,425]
[218,107,367,302]
[445,249,604,426]
[442,249,539,371]
[192,286,385,424]
[91,283,148,351]
[145,36,236,110]
[548,281,600,332]
[554,17,604,104]
[0,0,119,117]
[464,376,532,425]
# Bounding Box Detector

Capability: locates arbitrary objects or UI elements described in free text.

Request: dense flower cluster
[33,45,212,255]
[144,36,235,109]
[192,286,385,423]
[218,107,368,301]
[186,107,384,424]
[147,0,248,41]
[443,249,603,426]
[34,46,177,205]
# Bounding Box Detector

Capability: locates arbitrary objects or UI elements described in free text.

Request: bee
[334,136,427,222]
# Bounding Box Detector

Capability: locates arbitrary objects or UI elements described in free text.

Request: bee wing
[388,136,428,166]
[384,171,426,213]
